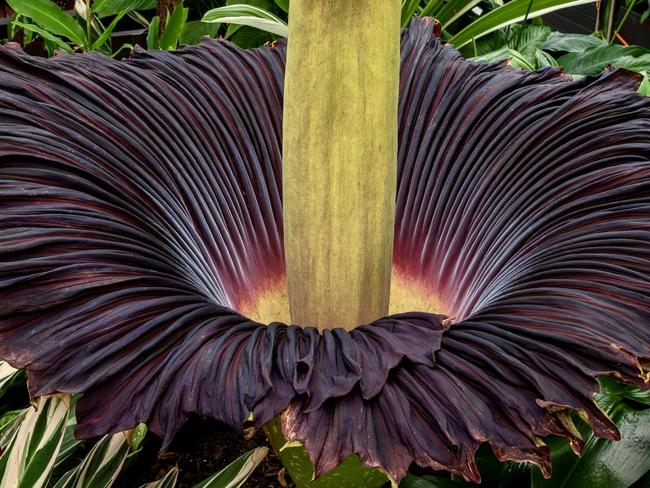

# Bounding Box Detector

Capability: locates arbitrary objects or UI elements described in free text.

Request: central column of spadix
[283,0,400,332]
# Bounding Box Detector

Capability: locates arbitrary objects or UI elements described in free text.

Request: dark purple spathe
[0,17,649,483]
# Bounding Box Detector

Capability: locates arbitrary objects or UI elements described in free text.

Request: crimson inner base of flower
[238,269,449,328]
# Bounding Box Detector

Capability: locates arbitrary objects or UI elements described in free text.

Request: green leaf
[6,0,86,45]
[92,0,156,18]
[54,397,83,469]
[192,447,268,488]
[401,0,421,27]
[202,5,288,37]
[147,16,160,50]
[532,381,650,488]
[0,409,27,449]
[638,71,650,96]
[540,32,607,52]
[180,21,221,45]
[534,49,559,67]
[611,55,650,74]
[399,474,475,487]
[127,423,148,453]
[0,395,69,488]
[508,24,552,60]
[159,3,189,51]
[436,0,483,27]
[139,467,179,488]
[0,362,21,400]
[52,432,131,488]
[273,0,289,13]
[558,44,650,75]
[448,0,597,48]
[470,47,536,70]
[91,11,126,50]
[11,20,75,53]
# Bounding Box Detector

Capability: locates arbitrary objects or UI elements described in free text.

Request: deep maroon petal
[0,16,649,486]
[281,18,649,484]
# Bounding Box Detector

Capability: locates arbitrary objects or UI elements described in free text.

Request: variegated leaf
[54,397,83,469]
[0,395,69,488]
[139,467,178,488]
[193,447,268,488]
[0,363,19,398]
[0,410,27,451]
[52,432,130,488]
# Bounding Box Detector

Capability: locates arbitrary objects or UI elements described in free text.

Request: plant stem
[609,0,637,44]
[85,0,92,51]
[282,0,401,331]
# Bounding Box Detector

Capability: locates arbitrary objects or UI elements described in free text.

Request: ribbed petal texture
[0,17,648,483]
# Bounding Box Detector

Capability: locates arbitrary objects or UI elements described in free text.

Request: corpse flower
[0,1,649,486]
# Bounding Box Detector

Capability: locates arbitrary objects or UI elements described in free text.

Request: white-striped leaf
[139,467,178,488]
[52,432,130,488]
[0,409,28,450]
[192,447,268,488]
[201,5,287,37]
[0,395,69,488]
[54,397,83,469]
[0,363,19,399]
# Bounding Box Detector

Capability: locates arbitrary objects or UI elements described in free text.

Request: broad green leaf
[52,432,131,488]
[192,447,268,488]
[611,55,650,74]
[91,11,126,50]
[0,395,69,488]
[159,4,189,51]
[532,380,650,488]
[11,20,75,53]
[470,47,536,70]
[558,44,650,75]
[227,25,276,48]
[535,49,559,67]
[472,443,533,487]
[6,0,86,45]
[540,32,607,52]
[401,0,421,27]
[202,5,288,37]
[508,25,552,60]
[273,0,289,13]
[180,21,220,45]
[448,0,597,48]
[92,0,156,17]
[399,474,474,487]
[139,467,179,488]
[147,16,160,50]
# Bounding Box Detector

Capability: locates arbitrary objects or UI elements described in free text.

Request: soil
[115,417,296,488]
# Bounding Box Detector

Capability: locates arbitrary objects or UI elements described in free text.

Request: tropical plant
[4,0,156,55]
[0,391,267,486]
[200,0,600,49]
[0,2,649,488]
[402,378,650,487]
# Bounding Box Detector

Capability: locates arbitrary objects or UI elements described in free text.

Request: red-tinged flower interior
[0,17,648,485]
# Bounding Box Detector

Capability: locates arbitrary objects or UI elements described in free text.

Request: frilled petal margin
[0,17,649,484]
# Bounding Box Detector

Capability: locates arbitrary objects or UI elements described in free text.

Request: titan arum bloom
[0,0,649,486]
